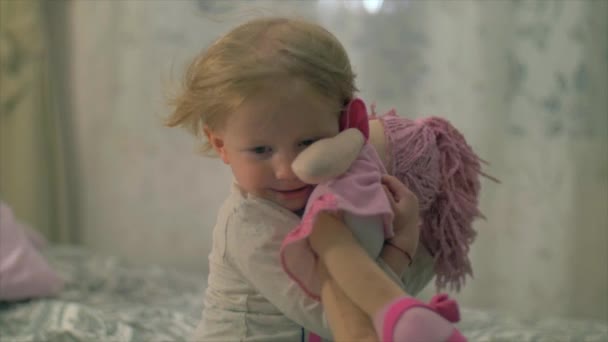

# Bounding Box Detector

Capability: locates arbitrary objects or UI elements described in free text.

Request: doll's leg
[310,213,466,342]
[318,262,377,342]
[309,213,404,315]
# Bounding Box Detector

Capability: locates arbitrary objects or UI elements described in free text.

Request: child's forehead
[224,85,339,138]
[237,79,335,117]
[229,95,322,128]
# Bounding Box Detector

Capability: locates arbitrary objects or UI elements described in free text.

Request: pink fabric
[0,201,64,301]
[308,333,322,342]
[376,111,494,291]
[339,98,370,140]
[22,222,47,250]
[280,143,393,300]
[376,293,465,342]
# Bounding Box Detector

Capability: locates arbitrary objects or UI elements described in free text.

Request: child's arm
[379,174,420,278]
[225,203,334,339]
[224,201,412,340]
[376,174,435,297]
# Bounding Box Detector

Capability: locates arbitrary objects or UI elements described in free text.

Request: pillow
[0,201,63,301]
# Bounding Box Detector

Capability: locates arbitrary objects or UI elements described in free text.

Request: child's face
[207,79,340,212]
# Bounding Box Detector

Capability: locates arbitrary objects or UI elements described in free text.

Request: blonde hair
[166,17,357,155]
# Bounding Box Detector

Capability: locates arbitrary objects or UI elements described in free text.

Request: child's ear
[203,126,229,164]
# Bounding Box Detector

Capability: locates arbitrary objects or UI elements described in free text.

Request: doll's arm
[309,213,406,316]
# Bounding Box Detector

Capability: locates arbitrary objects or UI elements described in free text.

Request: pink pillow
[0,201,63,301]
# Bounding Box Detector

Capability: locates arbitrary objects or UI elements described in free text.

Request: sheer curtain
[0,0,78,243]
[318,0,608,321]
[67,0,607,321]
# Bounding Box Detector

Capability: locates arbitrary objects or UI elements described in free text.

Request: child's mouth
[274,186,312,199]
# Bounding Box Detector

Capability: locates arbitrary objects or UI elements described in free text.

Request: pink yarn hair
[376,108,497,291]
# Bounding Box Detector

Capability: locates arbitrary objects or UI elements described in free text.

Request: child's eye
[250,146,272,155]
[299,139,317,147]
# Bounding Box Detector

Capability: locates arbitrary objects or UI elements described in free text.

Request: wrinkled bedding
[1,246,606,341]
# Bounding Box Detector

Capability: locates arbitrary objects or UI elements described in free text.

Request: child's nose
[274,153,298,181]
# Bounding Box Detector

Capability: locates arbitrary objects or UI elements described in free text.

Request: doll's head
[293,102,492,291]
[166,17,357,155]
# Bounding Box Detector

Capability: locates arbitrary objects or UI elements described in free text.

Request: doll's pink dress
[280,99,391,300]
[280,142,393,300]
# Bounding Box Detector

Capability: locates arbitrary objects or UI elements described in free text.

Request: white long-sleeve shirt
[192,184,435,342]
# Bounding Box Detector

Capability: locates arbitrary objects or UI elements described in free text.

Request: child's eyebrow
[240,139,269,147]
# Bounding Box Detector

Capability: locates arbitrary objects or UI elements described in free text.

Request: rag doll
[281,98,495,341]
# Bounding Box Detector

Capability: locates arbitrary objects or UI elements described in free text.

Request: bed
[1,246,607,342]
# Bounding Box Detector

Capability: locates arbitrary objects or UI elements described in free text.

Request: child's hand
[381,175,420,259]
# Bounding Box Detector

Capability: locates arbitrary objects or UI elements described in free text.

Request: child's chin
[282,200,307,213]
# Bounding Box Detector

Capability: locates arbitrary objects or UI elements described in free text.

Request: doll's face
[206,79,340,212]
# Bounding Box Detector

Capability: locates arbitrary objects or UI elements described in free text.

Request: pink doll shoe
[376,293,467,342]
